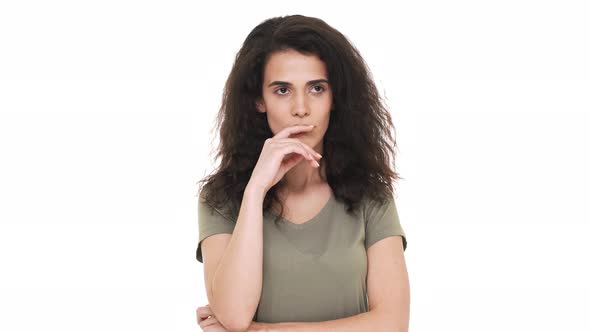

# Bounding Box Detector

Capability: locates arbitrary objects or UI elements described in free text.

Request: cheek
[265,113,284,135]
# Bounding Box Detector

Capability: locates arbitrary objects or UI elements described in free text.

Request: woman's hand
[197,304,229,331]
[248,124,323,193]
[197,304,269,331]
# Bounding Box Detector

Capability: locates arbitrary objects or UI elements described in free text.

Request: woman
[196,14,409,331]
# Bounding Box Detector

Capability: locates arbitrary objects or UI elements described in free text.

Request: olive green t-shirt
[196,191,407,323]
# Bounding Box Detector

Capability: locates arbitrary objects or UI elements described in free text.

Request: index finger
[197,306,213,319]
[274,124,315,139]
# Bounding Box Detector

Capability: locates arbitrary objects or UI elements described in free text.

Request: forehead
[263,49,328,83]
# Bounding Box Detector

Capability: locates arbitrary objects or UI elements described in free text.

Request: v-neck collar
[271,192,334,229]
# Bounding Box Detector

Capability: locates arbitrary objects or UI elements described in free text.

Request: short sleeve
[196,197,236,263]
[364,197,407,251]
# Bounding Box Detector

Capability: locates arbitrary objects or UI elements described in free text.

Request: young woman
[195,14,409,332]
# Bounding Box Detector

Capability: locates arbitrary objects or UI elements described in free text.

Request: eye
[275,87,289,95]
[312,85,325,93]
[273,85,326,96]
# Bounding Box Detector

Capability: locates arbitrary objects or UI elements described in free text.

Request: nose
[291,92,309,117]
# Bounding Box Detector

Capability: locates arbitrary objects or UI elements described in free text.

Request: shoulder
[197,191,238,223]
[361,195,397,221]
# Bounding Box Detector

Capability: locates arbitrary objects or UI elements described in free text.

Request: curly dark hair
[196,14,403,224]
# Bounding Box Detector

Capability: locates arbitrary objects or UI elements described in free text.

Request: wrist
[248,321,272,332]
[245,182,267,198]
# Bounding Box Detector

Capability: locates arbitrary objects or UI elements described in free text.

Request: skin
[255,48,333,196]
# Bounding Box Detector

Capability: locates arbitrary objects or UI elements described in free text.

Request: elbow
[210,307,252,332]
[228,313,256,332]
[374,309,408,332]
[208,287,259,332]
[383,317,409,332]
[208,297,253,331]
[208,312,248,332]
[223,320,250,332]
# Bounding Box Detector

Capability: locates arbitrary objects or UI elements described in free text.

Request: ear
[255,98,266,113]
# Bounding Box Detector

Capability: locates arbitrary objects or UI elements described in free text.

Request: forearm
[251,310,396,332]
[211,184,266,330]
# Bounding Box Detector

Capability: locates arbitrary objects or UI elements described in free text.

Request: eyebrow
[267,79,329,88]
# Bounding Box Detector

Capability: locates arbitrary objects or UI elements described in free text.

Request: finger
[196,308,206,322]
[273,124,315,140]
[201,316,219,328]
[198,314,210,324]
[198,315,215,329]
[276,142,315,162]
[197,308,203,326]
[200,307,213,317]
[277,138,322,159]
[280,153,306,173]
[278,144,319,168]
[197,307,214,323]
[279,145,320,168]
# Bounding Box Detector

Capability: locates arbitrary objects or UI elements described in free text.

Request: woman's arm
[244,311,389,332]
[209,184,266,331]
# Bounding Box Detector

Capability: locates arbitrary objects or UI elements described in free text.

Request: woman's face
[256,49,333,150]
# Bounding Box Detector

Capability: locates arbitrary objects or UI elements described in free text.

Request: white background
[1,1,589,331]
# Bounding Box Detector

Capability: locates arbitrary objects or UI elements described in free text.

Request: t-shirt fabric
[196,191,407,323]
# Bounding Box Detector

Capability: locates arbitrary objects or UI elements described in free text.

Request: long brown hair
[196,14,402,224]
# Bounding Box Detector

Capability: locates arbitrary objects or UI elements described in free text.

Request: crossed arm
[211,236,409,332]
[247,308,398,332]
